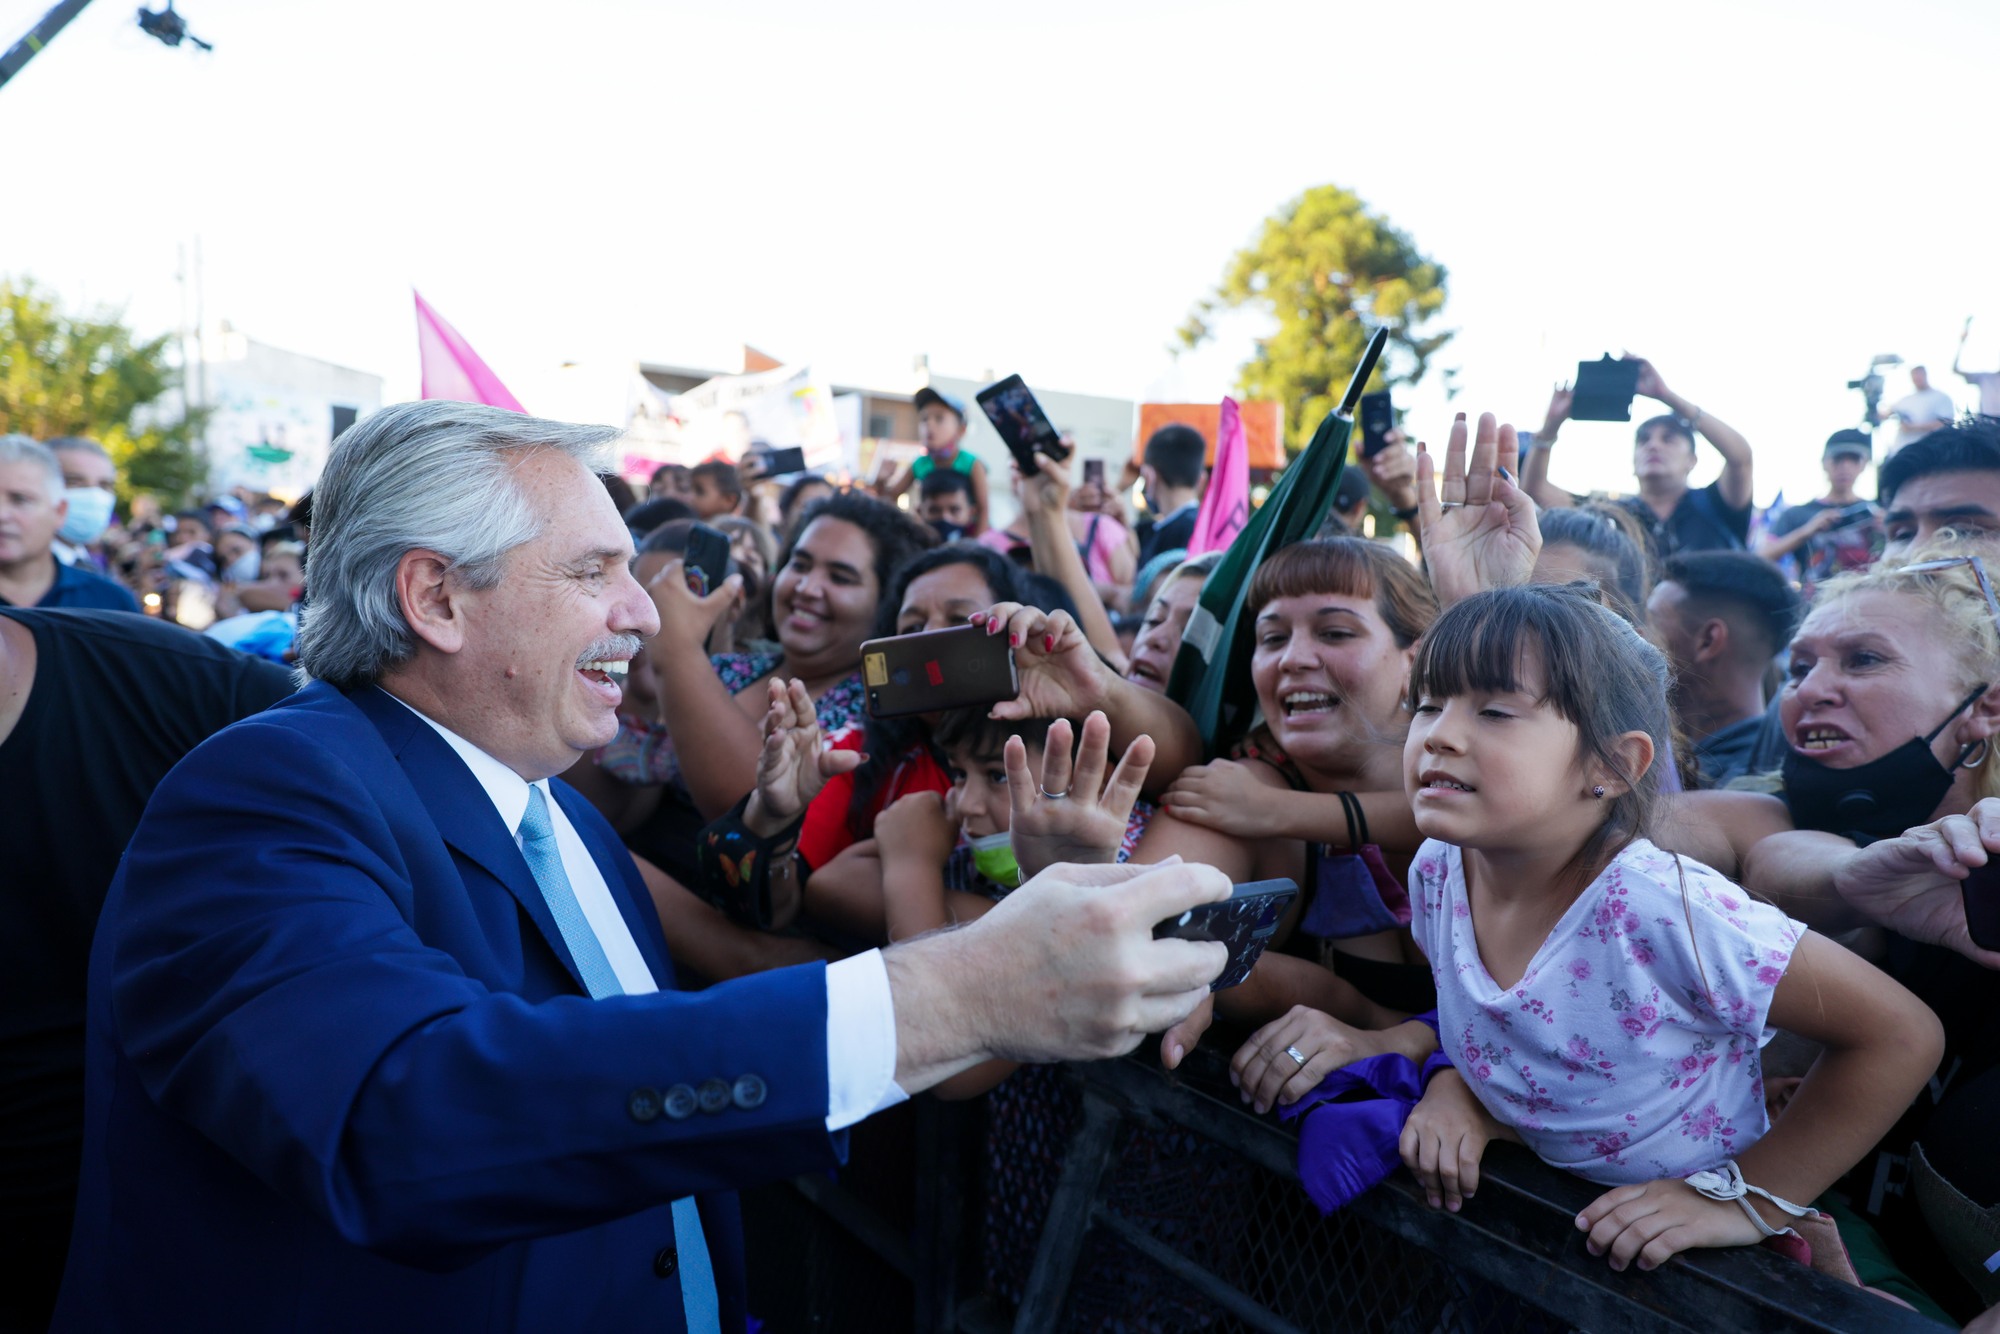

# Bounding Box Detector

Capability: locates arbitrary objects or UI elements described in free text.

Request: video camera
[1846,353,1902,424]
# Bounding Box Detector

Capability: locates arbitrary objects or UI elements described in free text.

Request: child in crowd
[1398,583,1943,1273]
[916,468,978,542]
[882,386,990,535]
[874,707,1153,957]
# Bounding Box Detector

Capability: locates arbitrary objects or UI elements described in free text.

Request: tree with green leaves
[1179,185,1452,453]
[0,277,205,507]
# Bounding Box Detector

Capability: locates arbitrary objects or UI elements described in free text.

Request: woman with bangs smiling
[1009,533,1447,1112]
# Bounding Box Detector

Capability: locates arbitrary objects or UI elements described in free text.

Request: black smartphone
[757,445,808,477]
[861,623,1019,719]
[1359,390,1395,457]
[1964,861,2000,952]
[1154,879,1300,991]
[1828,501,1877,531]
[684,522,732,597]
[1571,356,1643,422]
[976,374,1071,474]
[1083,458,1106,489]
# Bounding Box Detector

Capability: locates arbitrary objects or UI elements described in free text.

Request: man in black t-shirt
[0,608,293,1331]
[1134,423,1207,571]
[1524,356,1756,564]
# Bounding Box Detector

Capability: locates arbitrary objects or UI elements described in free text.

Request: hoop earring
[1591,785,1607,799]
[1963,739,1991,770]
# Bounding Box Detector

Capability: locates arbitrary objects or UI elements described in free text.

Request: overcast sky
[4,0,1995,502]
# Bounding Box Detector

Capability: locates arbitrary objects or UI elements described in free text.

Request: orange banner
[1136,401,1285,470]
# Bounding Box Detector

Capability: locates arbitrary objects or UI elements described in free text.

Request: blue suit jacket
[55,683,841,1332]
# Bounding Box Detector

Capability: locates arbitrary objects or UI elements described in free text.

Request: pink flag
[1188,396,1250,555]
[414,290,525,411]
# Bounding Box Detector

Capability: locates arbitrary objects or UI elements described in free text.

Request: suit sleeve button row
[634,1077,767,1122]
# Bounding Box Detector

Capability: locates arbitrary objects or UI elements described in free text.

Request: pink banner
[414,290,525,412]
[1189,395,1249,555]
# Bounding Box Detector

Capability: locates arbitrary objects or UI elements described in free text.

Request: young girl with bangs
[1398,582,1941,1274]
[1006,535,1447,1102]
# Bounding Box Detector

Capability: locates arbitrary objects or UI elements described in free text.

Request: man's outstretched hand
[882,858,1230,1092]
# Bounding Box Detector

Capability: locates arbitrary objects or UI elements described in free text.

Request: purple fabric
[1301,844,1411,940]
[1279,1052,1429,1214]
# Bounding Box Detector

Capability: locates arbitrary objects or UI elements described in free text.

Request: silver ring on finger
[1039,786,1070,800]
[1437,501,1465,511]
[1285,1044,1309,1068]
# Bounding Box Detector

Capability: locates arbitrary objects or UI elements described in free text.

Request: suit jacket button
[628,1087,662,1123]
[697,1077,731,1114]
[664,1083,698,1120]
[732,1074,768,1110]
[654,1246,678,1278]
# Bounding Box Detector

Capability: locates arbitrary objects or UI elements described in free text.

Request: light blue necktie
[519,785,719,1333]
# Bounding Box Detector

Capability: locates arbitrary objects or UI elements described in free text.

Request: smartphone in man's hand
[862,623,1019,719]
[1154,879,1299,990]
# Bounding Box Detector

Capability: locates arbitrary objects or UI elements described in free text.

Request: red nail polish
[1044,634,1055,651]
[1010,633,1020,646]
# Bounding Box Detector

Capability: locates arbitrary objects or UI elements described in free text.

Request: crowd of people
[7,347,2000,1332]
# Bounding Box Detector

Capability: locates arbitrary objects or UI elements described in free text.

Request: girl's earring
[1591,785,1607,799]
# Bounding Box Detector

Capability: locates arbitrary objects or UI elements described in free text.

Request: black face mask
[930,521,967,544]
[1782,683,1988,842]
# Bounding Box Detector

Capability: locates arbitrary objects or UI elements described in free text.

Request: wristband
[697,794,804,929]
[1392,506,1420,524]
[1684,1159,1820,1239]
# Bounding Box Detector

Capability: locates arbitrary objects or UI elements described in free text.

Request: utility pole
[0,0,93,91]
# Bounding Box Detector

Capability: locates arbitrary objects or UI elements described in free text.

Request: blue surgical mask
[60,486,115,545]
[224,551,262,583]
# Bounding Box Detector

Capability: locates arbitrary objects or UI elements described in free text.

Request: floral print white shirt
[1409,838,1804,1186]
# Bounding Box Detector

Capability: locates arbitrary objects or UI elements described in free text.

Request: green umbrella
[1167,328,1388,756]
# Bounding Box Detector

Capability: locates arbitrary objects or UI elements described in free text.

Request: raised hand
[1004,711,1154,881]
[1540,382,1574,436]
[1832,799,2000,968]
[647,557,743,649]
[1625,354,1671,404]
[744,677,861,836]
[1018,452,1072,518]
[1360,436,1420,513]
[875,790,959,869]
[1416,411,1542,608]
[973,603,1114,722]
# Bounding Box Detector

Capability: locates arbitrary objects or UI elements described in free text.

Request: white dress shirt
[392,695,906,1131]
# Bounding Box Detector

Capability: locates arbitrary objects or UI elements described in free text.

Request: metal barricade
[745,1050,1950,1333]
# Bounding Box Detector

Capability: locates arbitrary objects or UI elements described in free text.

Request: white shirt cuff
[824,950,905,1131]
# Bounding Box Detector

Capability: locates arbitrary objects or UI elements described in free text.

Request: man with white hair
[57,402,1228,1332]
[0,435,138,612]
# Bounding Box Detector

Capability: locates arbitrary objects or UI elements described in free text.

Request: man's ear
[1692,616,1731,667]
[396,549,468,656]
[1593,730,1659,799]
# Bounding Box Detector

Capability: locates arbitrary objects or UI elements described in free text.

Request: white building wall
[200,328,384,499]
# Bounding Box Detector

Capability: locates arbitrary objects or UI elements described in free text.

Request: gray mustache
[575,635,644,669]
